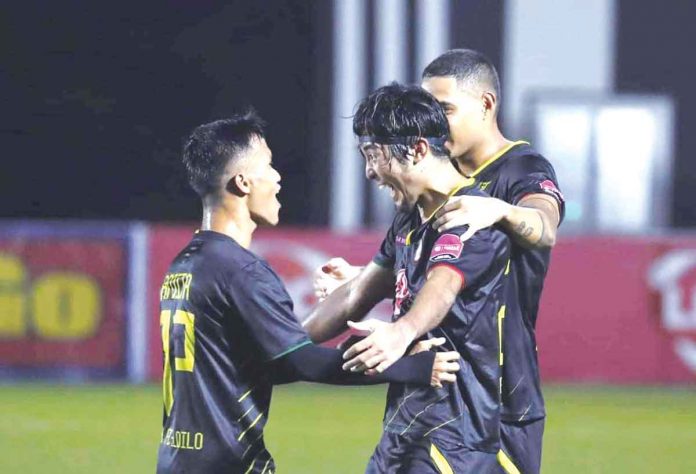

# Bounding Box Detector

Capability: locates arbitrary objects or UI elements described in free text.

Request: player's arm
[432,193,560,249]
[303,261,394,343]
[500,193,560,248]
[269,339,459,387]
[341,264,463,373]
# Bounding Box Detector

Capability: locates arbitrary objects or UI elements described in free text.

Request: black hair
[352,82,450,161]
[182,109,266,198]
[422,48,501,102]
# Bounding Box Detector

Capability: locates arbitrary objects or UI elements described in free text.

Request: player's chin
[254,210,280,227]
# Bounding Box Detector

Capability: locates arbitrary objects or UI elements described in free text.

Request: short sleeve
[372,223,396,269]
[426,226,507,289]
[504,155,565,222]
[373,211,412,269]
[229,261,310,361]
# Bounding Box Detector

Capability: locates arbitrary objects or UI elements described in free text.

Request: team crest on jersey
[478,181,491,191]
[539,179,564,202]
[429,234,463,262]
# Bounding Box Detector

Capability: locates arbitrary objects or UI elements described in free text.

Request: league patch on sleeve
[429,233,464,262]
[539,179,564,202]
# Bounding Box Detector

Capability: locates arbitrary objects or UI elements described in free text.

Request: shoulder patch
[539,179,564,202]
[430,233,464,262]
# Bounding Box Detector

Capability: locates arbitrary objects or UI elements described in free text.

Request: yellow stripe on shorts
[497,449,522,474]
[429,443,454,474]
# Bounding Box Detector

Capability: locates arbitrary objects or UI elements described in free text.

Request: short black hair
[352,82,450,160]
[182,109,266,198]
[422,48,501,100]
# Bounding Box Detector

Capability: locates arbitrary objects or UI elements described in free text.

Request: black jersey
[156,230,310,474]
[471,141,565,422]
[373,182,510,453]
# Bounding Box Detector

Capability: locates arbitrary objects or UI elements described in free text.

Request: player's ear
[412,138,429,164]
[226,173,251,197]
[482,91,496,120]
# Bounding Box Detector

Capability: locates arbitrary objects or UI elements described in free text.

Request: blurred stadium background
[2,1,696,472]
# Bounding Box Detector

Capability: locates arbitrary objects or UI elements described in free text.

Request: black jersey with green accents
[156,230,309,474]
[471,141,565,422]
[373,183,510,453]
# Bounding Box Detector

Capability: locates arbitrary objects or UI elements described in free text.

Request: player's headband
[358,135,448,148]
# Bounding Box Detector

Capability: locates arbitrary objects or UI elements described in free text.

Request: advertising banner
[0,224,129,378]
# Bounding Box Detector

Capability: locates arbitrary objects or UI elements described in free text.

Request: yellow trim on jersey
[498,305,506,366]
[505,258,511,275]
[244,452,263,474]
[260,458,272,474]
[424,178,476,222]
[497,449,522,474]
[429,443,454,474]
[405,229,415,246]
[470,141,529,178]
[237,412,264,441]
[238,388,253,403]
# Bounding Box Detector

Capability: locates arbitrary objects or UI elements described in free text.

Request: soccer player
[306,84,511,472]
[314,50,565,474]
[155,111,461,474]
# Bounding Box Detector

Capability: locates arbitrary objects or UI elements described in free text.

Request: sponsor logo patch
[429,233,463,262]
[539,179,564,202]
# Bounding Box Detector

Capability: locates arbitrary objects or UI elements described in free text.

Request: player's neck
[418,165,470,220]
[201,201,257,249]
[456,127,512,175]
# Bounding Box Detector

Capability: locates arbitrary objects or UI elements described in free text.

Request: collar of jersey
[469,140,529,178]
[405,177,475,245]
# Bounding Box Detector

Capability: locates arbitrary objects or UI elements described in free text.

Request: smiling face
[359,143,421,212]
[237,136,282,226]
[421,76,487,161]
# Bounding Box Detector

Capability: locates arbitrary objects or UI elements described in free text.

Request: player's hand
[432,195,511,240]
[313,257,362,301]
[408,336,447,355]
[430,350,460,388]
[408,337,459,388]
[341,319,416,374]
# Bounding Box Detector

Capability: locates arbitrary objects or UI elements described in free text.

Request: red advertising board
[0,233,127,374]
[537,236,696,383]
[147,226,696,384]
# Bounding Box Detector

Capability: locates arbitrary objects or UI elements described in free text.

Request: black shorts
[365,431,498,474]
[495,417,545,474]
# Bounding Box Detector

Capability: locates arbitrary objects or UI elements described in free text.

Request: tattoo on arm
[515,221,535,239]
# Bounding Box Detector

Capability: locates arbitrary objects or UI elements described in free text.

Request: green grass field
[1,383,695,473]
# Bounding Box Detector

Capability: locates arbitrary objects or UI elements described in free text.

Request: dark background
[2,1,693,226]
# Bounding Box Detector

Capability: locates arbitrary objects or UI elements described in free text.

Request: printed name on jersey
[539,179,564,202]
[429,234,464,262]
